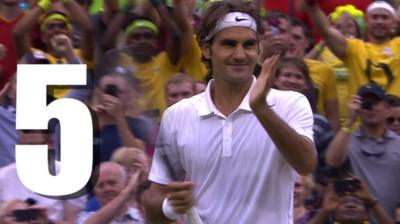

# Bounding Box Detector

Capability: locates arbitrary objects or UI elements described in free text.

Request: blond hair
[111,147,150,181]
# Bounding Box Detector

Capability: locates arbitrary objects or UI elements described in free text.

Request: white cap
[205,12,257,40]
[367,1,396,16]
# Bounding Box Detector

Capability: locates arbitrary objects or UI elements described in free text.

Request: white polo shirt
[149,78,314,224]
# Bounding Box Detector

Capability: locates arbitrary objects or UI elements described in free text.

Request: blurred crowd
[0,0,400,223]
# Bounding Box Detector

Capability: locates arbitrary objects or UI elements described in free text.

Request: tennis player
[142,1,317,223]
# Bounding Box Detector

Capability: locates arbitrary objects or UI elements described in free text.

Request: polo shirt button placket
[222,119,232,157]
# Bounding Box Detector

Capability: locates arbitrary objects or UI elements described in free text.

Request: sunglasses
[386,117,400,125]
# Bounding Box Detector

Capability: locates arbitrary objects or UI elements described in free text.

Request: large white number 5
[16,64,93,196]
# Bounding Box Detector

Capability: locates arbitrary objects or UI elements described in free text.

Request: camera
[12,208,40,221]
[104,84,119,97]
[334,179,360,193]
[361,98,374,110]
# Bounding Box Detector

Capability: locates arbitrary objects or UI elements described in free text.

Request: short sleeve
[286,93,314,142]
[148,109,185,185]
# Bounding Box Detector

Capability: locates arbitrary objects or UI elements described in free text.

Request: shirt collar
[354,128,397,141]
[197,76,255,117]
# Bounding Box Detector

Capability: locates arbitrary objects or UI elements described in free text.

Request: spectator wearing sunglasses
[385,95,400,135]
[324,83,400,222]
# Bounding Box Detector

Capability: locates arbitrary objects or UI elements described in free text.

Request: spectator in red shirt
[0,0,24,89]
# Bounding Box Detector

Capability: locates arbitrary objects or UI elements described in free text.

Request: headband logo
[235,17,248,22]
[205,12,257,41]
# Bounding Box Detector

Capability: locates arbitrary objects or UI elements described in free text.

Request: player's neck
[211,78,252,117]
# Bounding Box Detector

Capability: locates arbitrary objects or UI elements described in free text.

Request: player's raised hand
[249,54,280,108]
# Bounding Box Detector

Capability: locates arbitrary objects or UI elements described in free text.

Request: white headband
[205,12,257,41]
[367,1,396,16]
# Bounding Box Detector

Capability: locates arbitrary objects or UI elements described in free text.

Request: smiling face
[94,163,127,206]
[274,60,309,94]
[203,27,259,85]
[367,8,395,42]
[126,27,158,63]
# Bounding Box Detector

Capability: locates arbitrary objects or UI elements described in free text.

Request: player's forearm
[142,183,175,223]
[252,104,317,175]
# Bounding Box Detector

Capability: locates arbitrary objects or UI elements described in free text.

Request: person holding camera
[325,83,400,222]
[308,176,394,224]
[0,199,50,224]
[91,69,157,161]
[0,131,85,223]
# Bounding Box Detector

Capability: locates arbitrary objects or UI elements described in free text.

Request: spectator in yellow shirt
[304,0,400,100]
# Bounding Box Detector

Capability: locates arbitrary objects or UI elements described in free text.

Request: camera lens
[361,99,373,110]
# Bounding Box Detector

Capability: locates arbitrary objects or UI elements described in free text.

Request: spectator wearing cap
[12,0,94,98]
[304,0,400,98]
[102,0,207,123]
[325,83,400,221]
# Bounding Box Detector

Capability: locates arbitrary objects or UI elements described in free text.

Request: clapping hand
[249,54,280,109]
[50,34,74,57]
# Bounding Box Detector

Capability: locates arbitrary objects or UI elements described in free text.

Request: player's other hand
[166,181,195,214]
